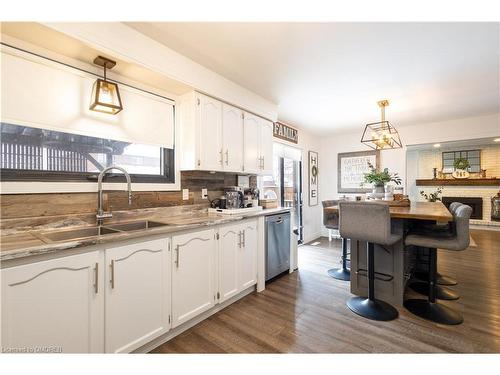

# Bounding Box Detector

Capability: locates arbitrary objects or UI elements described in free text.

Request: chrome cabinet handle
[94,262,99,294]
[225,150,229,165]
[261,156,265,170]
[175,245,180,267]
[242,230,246,247]
[219,149,223,165]
[110,260,115,289]
[276,219,283,224]
[237,231,241,248]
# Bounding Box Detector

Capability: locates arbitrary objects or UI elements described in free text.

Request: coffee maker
[224,186,244,209]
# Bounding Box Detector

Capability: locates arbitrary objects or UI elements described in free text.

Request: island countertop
[0,207,291,262]
[324,201,453,222]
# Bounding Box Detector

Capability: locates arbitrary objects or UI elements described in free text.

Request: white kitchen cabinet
[259,118,274,175]
[105,238,171,353]
[180,91,273,174]
[218,219,258,303]
[1,251,103,353]
[222,103,244,172]
[171,228,217,328]
[218,223,242,302]
[243,112,274,175]
[198,93,224,171]
[243,112,263,174]
[239,219,258,289]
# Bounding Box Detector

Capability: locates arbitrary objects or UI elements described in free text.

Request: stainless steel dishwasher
[265,212,291,281]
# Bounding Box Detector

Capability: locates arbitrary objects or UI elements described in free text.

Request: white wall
[319,112,500,236]
[43,22,278,122]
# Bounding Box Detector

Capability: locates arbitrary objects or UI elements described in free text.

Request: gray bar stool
[411,201,462,287]
[323,200,350,281]
[404,204,472,325]
[339,201,401,321]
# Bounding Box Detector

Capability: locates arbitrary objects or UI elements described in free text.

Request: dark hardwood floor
[151,229,500,353]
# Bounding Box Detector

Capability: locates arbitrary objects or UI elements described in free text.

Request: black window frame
[0,124,176,184]
[441,149,481,173]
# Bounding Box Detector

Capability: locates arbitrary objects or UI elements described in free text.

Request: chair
[339,201,402,321]
[404,204,473,325]
[322,200,340,241]
[411,201,462,287]
[323,200,350,281]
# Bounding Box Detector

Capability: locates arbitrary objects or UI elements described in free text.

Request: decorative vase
[372,183,385,199]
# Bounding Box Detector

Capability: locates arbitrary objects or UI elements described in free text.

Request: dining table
[324,201,453,306]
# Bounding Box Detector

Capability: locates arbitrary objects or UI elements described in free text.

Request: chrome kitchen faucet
[96,166,132,225]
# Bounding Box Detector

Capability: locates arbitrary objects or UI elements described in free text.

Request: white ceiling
[127,22,500,135]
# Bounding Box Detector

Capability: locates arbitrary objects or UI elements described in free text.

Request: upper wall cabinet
[243,112,273,175]
[0,48,174,148]
[179,91,273,174]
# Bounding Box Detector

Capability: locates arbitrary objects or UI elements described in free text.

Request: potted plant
[420,187,443,202]
[363,161,402,196]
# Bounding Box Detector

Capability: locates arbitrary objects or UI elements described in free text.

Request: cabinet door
[222,103,244,172]
[260,119,274,175]
[105,238,170,353]
[218,223,241,302]
[172,229,216,328]
[197,93,223,171]
[243,112,262,174]
[1,251,103,353]
[239,220,258,289]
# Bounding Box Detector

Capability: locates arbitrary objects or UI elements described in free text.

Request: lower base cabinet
[105,238,171,353]
[218,219,258,303]
[171,228,217,328]
[1,217,269,353]
[1,251,104,353]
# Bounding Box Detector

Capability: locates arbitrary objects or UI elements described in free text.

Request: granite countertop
[0,207,291,262]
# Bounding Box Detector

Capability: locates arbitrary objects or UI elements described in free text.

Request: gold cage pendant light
[361,100,402,150]
[89,56,123,115]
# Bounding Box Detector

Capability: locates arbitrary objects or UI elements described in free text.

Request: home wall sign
[309,150,319,206]
[338,150,380,193]
[273,122,298,144]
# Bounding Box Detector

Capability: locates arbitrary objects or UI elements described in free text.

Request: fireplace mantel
[416,178,500,186]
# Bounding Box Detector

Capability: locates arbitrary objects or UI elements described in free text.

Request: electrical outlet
[182,189,189,200]
[201,188,208,199]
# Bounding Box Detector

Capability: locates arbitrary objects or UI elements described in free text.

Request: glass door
[280,157,303,243]
[260,143,303,244]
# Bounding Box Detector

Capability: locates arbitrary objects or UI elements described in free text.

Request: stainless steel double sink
[40,220,170,242]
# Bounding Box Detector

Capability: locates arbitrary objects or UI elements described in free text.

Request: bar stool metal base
[404,299,463,325]
[414,271,457,286]
[347,296,399,321]
[409,281,460,301]
[327,268,351,281]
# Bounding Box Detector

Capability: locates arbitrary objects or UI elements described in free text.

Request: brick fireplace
[442,197,483,220]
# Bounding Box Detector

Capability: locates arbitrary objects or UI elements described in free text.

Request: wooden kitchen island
[324,202,453,306]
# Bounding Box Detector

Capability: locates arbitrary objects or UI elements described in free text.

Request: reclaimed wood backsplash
[0,171,257,219]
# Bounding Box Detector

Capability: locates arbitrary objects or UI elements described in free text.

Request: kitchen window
[0,122,175,183]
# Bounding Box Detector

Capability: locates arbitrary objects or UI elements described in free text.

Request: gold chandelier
[361,100,402,150]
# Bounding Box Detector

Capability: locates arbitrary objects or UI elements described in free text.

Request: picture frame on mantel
[309,151,319,206]
[338,150,380,193]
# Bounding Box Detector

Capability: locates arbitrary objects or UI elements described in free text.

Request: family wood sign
[273,122,298,144]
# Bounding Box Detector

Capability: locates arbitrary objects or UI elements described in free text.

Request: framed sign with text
[273,122,298,144]
[309,150,319,206]
[338,150,380,193]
